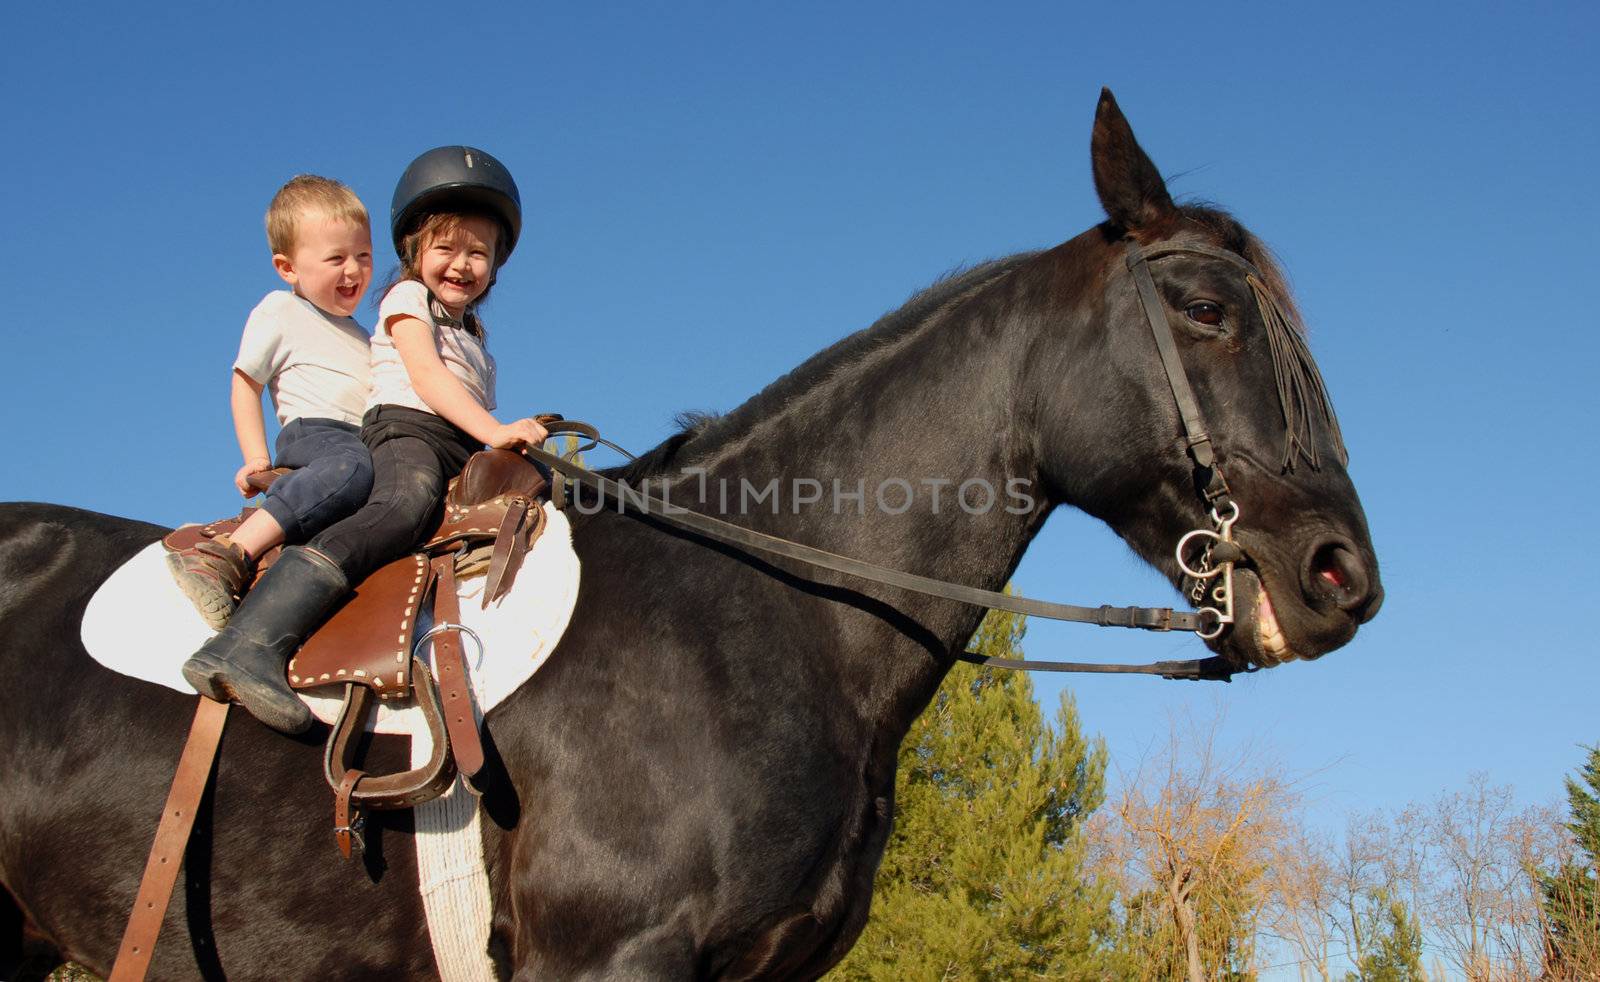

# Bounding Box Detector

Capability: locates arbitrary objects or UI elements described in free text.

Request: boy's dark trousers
[259,417,373,543]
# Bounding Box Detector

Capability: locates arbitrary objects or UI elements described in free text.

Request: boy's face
[273,213,373,318]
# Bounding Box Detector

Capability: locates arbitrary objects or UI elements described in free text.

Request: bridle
[522,239,1305,683]
[1125,239,1261,644]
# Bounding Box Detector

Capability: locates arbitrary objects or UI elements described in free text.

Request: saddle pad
[81,503,580,734]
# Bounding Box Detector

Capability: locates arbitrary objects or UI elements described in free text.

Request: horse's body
[0,92,1380,980]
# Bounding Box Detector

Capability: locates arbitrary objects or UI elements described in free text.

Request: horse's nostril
[1305,540,1373,616]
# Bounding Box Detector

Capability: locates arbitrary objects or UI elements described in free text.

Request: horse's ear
[1091,88,1176,232]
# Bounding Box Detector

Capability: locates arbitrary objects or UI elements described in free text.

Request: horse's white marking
[81,504,581,981]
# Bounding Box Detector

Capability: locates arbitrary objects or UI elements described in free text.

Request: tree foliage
[1540,744,1600,980]
[1097,709,1292,982]
[1342,889,1424,982]
[828,607,1119,980]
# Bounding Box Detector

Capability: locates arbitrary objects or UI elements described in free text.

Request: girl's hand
[488,418,550,450]
[234,457,273,496]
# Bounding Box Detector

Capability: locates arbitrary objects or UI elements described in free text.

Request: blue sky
[3,0,1596,941]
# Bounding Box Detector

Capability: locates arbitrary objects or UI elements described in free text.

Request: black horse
[0,90,1380,980]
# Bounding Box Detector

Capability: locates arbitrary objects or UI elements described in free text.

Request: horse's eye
[1185,301,1224,327]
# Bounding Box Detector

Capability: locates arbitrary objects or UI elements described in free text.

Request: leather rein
[527,240,1275,684]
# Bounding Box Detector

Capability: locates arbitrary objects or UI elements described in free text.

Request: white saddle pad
[81,503,580,734]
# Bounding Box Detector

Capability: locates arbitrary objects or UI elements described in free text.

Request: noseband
[522,241,1316,682]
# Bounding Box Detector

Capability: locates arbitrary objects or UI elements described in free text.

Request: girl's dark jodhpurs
[307,405,481,582]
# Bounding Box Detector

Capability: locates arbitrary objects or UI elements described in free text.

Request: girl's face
[418,215,499,316]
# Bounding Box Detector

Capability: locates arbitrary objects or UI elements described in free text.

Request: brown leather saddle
[161,447,550,855]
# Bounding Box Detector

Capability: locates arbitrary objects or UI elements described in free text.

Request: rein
[525,425,1243,683]
[525,240,1307,684]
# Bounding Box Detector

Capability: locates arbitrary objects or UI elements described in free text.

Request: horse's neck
[664,274,1056,658]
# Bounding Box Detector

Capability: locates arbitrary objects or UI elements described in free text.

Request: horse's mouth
[1254,581,1292,666]
[1225,568,1298,669]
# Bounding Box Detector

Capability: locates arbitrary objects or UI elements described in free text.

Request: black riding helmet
[390,146,522,262]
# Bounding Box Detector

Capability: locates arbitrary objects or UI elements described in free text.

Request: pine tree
[1540,744,1600,980]
[1342,889,1424,982]
[828,607,1119,980]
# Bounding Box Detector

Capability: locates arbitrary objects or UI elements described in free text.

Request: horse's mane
[606,205,1322,482]
[610,252,1040,481]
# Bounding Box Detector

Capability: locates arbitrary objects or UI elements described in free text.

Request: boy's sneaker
[166,534,253,630]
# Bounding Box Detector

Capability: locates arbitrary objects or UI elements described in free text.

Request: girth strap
[482,496,531,608]
[109,697,230,982]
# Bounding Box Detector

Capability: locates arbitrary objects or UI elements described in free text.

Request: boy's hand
[234,457,273,496]
[487,418,550,451]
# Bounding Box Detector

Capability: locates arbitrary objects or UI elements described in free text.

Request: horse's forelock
[1179,204,1307,335]
[1178,204,1345,469]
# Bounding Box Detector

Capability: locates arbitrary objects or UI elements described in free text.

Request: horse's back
[0,502,171,741]
[0,502,163,628]
[0,503,436,979]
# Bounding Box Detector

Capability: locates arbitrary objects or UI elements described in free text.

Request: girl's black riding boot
[180,546,349,734]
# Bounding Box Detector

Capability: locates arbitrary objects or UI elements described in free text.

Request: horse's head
[1032,89,1382,670]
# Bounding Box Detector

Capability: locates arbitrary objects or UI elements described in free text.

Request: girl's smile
[419,215,500,317]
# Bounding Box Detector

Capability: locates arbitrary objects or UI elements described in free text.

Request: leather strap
[334,768,366,859]
[109,697,230,982]
[957,650,1241,681]
[322,666,457,812]
[482,496,529,608]
[429,556,485,779]
[521,443,1210,634]
[1127,246,1216,468]
[1126,242,1232,508]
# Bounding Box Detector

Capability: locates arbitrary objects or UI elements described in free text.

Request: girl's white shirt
[368,279,497,415]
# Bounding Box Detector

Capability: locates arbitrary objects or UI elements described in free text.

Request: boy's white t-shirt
[369,280,497,414]
[234,291,372,426]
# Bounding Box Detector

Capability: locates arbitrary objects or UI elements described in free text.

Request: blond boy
[169,176,376,628]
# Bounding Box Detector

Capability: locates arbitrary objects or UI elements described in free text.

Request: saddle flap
[289,555,431,698]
